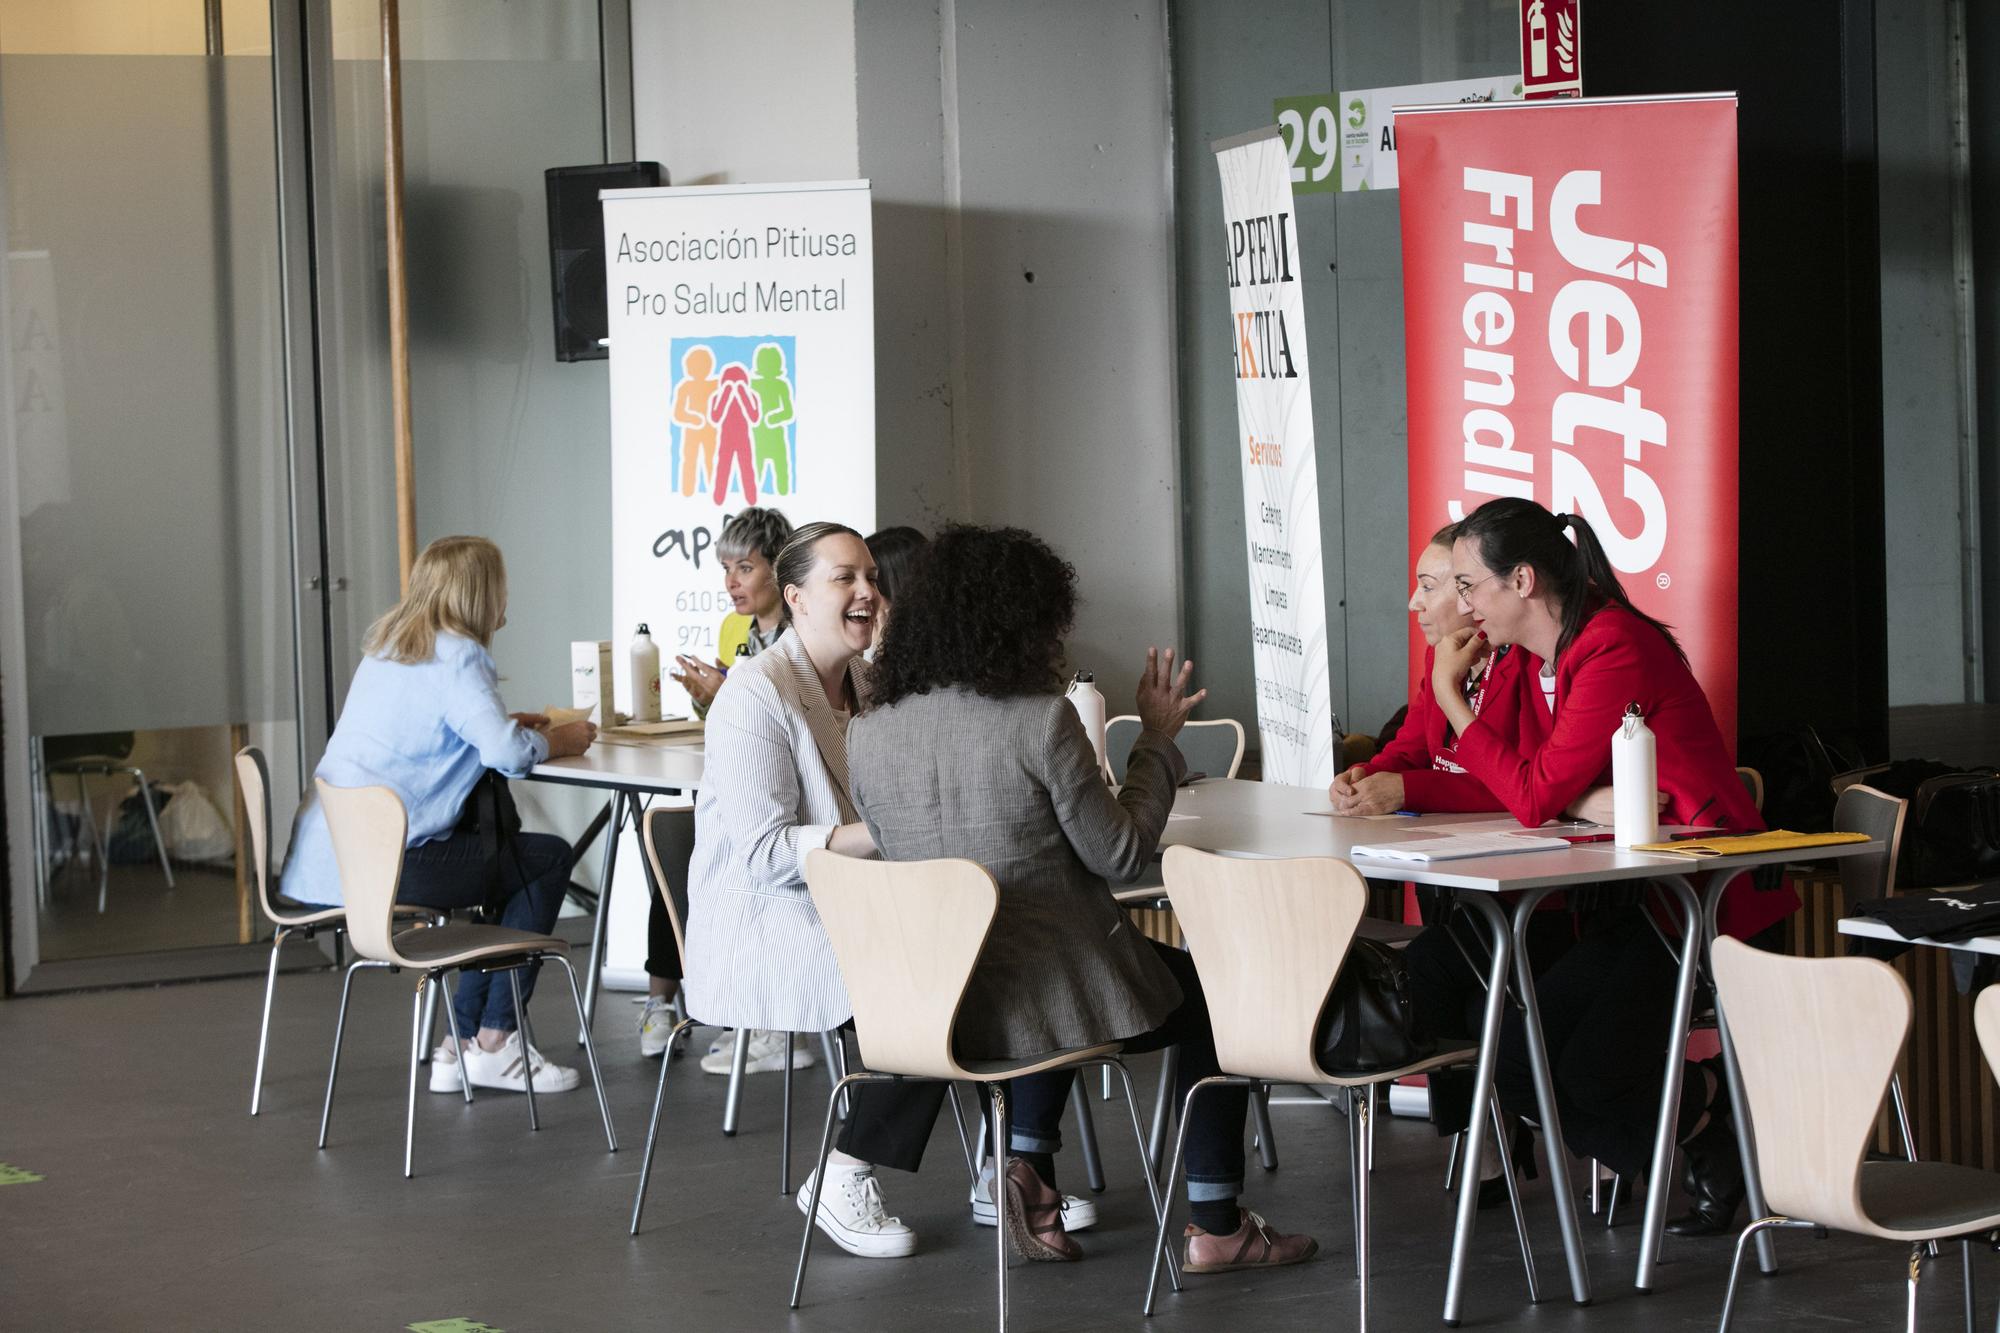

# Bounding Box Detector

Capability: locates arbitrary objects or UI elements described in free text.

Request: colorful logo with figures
[668,334,798,504]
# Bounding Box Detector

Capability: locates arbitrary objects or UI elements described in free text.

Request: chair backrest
[1711,937,1910,1236]
[1974,987,2000,1087]
[315,779,412,964]
[802,849,998,1081]
[1161,845,1366,1086]
[1180,719,1247,780]
[1833,783,1907,900]
[1735,766,1765,813]
[1105,715,1140,784]
[233,747,278,921]
[640,805,697,957]
[1105,715,1245,783]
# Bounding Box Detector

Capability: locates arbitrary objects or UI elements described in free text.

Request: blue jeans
[394,828,573,1037]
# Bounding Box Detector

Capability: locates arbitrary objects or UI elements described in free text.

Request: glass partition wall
[0,2,617,991]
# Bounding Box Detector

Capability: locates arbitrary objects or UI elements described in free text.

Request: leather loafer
[1183,1209,1318,1274]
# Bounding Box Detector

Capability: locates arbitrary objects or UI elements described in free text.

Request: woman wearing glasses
[1433,496,1786,1238]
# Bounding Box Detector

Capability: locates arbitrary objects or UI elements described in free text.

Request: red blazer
[1453,604,1795,940]
[1364,644,1545,813]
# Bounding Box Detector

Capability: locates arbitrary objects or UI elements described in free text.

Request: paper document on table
[601,718,703,738]
[1350,833,1571,862]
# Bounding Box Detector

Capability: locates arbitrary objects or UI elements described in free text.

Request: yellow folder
[1629,830,1874,858]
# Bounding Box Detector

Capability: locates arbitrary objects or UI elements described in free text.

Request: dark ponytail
[1456,497,1684,663]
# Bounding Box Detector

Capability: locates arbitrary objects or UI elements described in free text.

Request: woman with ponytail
[1432,496,1791,1238]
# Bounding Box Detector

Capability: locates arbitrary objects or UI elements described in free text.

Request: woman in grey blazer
[848,525,1316,1275]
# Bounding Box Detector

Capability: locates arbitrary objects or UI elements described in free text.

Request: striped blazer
[682,629,865,1033]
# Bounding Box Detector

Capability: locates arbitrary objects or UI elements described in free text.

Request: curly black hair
[868,524,1076,707]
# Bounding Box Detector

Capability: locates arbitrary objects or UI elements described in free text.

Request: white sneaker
[698,1030,817,1075]
[639,997,680,1059]
[705,1028,735,1059]
[460,1031,581,1093]
[796,1163,919,1258]
[428,1041,465,1094]
[969,1160,1098,1231]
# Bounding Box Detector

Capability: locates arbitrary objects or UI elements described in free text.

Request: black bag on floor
[1314,937,1436,1075]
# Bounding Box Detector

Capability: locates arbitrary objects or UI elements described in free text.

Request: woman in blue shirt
[282,536,597,1094]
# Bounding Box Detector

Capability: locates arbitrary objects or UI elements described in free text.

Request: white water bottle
[630,623,662,722]
[1065,671,1111,781]
[1611,702,1659,847]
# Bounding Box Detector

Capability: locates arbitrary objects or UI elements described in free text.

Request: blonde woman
[281,536,597,1094]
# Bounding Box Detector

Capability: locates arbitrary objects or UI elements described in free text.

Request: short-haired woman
[847,525,1316,1273]
[282,535,597,1094]
[1438,496,1786,1235]
[643,506,793,1061]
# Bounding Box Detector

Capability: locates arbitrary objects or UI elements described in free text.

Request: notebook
[1350,832,1572,863]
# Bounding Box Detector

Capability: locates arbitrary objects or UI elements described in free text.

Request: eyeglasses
[1453,571,1501,600]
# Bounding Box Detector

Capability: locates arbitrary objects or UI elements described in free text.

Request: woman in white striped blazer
[683,522,925,1259]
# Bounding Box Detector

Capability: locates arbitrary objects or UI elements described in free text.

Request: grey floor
[0,963,1980,1333]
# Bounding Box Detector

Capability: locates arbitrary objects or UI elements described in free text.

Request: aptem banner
[1212,127,1335,787]
[603,180,875,718]
[1396,95,1739,736]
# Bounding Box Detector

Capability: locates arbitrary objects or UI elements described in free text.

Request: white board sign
[1338,74,1521,191]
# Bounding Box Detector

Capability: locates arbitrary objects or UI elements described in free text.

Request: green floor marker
[407,1321,502,1333]
[0,1162,44,1186]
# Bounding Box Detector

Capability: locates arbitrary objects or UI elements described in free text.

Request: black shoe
[1665,1115,1745,1236]
[1475,1120,1539,1211]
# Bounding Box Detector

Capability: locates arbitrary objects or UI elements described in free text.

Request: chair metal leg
[1103,1066,1113,1101]
[722,1027,750,1136]
[1251,1081,1279,1171]
[993,1083,1010,1332]
[580,792,624,1045]
[1103,1061,1179,1293]
[631,1017,695,1234]
[417,971,440,1066]
[1963,1238,1976,1333]
[1491,1092,1540,1303]
[1911,1242,1928,1333]
[317,958,378,1148]
[1356,1087,1373,1333]
[820,1029,851,1118]
[1147,1045,1180,1176]
[791,1071,890,1309]
[130,766,174,887]
[404,976,427,1178]
[1072,1079,1106,1193]
[948,1081,980,1185]
[438,974,473,1105]
[549,954,617,1151]
[1145,1076,1232,1314]
[74,772,108,913]
[1590,1156,1602,1215]
[249,927,291,1115]
[1347,1086,1363,1272]
[1444,1131,1464,1193]
[1718,1217,1811,1332]
[781,1030,796,1194]
[1605,1172,1623,1229]
[507,969,539,1131]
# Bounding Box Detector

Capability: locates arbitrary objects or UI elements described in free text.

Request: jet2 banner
[1396,95,1740,737]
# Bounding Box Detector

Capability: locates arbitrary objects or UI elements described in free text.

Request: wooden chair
[793,849,1175,1330]
[1104,715,1245,784]
[628,806,850,1233]
[237,748,430,1116]
[1712,939,2000,1331]
[313,779,616,1177]
[1154,846,1538,1326]
[1735,766,1765,813]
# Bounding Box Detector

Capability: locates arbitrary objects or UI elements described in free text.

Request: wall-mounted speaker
[545,161,666,362]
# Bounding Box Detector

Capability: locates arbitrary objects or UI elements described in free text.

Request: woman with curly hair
[846,525,1317,1274]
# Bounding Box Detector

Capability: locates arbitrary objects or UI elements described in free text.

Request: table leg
[1511,885,1592,1307]
[1637,874,1703,1291]
[1443,893,1514,1327]
[1701,877,1779,1276]
[580,790,625,1046]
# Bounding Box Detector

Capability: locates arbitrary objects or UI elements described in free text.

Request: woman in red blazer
[1434,496,1793,1236]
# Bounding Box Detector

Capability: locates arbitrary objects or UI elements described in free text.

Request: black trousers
[1403,895,1575,1136]
[1492,902,1746,1178]
[835,940,1250,1205]
[645,893,680,980]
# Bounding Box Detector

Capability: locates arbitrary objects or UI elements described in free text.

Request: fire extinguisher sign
[1521,0,1581,99]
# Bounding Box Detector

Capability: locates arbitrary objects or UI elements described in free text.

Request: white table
[1157,778,1884,1323]
[526,734,706,1040]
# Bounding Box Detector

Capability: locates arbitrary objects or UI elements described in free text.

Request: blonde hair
[362,535,508,664]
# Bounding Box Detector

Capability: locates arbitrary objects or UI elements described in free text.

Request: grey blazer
[682,630,866,1034]
[848,687,1186,1058]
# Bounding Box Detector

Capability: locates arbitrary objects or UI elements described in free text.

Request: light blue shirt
[280,633,550,905]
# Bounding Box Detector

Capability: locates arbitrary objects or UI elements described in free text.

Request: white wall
[629,0,1182,711]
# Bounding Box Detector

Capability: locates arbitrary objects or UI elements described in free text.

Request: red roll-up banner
[1397,94,1739,739]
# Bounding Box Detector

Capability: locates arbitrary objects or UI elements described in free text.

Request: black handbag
[1313,936,1437,1075]
[454,769,526,915]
